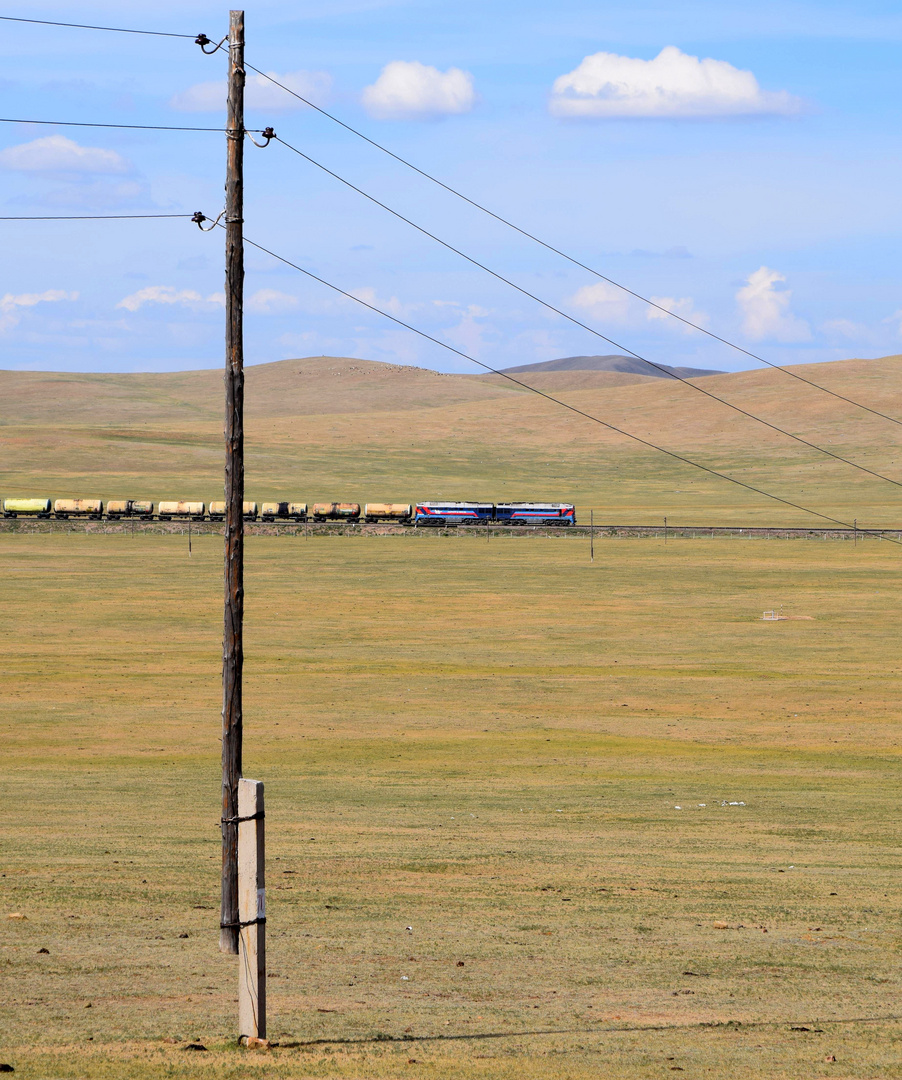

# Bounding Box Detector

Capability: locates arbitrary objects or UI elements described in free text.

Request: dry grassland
[3,354,902,525]
[3,532,902,1078]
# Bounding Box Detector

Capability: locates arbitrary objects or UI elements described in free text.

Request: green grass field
[4,531,902,1078]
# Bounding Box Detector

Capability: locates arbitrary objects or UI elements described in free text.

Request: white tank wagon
[106,500,154,519]
[260,502,307,522]
[53,499,103,519]
[209,501,258,521]
[364,503,412,523]
[3,498,52,518]
[157,501,206,521]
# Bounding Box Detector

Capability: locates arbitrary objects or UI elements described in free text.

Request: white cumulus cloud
[247,289,299,315]
[550,46,801,119]
[0,289,78,331]
[736,267,810,342]
[0,135,130,174]
[362,61,477,120]
[647,295,708,331]
[170,70,332,112]
[116,286,224,313]
[567,281,633,324]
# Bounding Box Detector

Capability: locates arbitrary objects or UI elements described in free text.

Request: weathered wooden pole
[220,7,245,957]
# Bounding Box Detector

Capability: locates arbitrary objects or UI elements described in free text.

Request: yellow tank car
[312,502,361,521]
[157,501,205,521]
[208,501,258,521]
[54,498,103,519]
[3,498,51,518]
[106,500,154,519]
[364,503,412,523]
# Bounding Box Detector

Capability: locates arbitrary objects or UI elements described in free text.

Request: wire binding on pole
[221,811,265,826]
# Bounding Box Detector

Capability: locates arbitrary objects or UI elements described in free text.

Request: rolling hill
[499,353,725,378]
[1,353,901,526]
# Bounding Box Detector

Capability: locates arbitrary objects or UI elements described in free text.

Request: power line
[0,213,194,220]
[205,219,900,543]
[0,117,266,133]
[247,61,902,429]
[272,136,902,494]
[0,14,196,38]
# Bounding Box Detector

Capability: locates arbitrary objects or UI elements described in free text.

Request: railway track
[0,518,897,540]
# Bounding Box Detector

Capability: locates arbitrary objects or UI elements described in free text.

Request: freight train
[2,498,576,526]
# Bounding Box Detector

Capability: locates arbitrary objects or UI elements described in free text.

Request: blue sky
[2,0,902,373]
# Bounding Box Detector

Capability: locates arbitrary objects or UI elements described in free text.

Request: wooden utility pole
[220,7,245,957]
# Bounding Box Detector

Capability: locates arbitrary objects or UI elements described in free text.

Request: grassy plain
[3,531,902,1078]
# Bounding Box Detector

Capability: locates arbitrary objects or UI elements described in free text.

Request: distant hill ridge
[500,354,725,379]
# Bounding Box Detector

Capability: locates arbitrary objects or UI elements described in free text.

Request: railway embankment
[0,519,898,540]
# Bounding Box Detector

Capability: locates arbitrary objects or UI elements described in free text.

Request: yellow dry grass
[3,532,902,1078]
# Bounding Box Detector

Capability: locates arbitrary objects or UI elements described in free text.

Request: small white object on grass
[401,976,409,981]
[674,806,682,810]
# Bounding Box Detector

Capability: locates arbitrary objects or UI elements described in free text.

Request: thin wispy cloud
[0,135,130,174]
[567,281,633,324]
[0,289,78,332]
[247,289,299,315]
[647,295,709,331]
[170,70,332,112]
[116,286,224,313]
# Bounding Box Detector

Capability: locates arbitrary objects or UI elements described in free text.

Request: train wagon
[106,500,154,519]
[209,501,258,521]
[312,502,361,522]
[494,502,576,526]
[364,503,412,523]
[413,502,494,525]
[157,501,206,521]
[3,498,52,518]
[260,501,308,522]
[53,499,103,519]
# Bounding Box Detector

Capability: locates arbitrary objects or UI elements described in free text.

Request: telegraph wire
[202,218,901,543]
[272,136,902,493]
[4,16,898,426]
[0,14,197,38]
[246,60,902,429]
[0,117,267,133]
[0,213,195,220]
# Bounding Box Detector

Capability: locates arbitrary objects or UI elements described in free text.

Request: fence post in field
[238,778,266,1040]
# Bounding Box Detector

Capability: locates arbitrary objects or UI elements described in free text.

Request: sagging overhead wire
[245,60,902,429]
[0,117,268,133]
[0,213,195,220]
[194,215,901,544]
[271,135,902,494]
[0,14,198,38]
